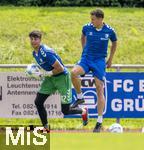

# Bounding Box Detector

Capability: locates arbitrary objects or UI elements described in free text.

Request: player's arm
[107,28,117,68]
[51,60,64,75]
[44,58,64,77]
[106,41,117,68]
[81,33,86,49]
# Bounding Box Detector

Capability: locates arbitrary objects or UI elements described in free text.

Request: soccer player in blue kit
[71,9,117,132]
[28,31,88,132]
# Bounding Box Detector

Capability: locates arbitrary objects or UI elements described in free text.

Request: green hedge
[0,0,143,7]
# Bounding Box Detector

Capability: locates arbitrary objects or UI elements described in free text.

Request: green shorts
[39,72,72,104]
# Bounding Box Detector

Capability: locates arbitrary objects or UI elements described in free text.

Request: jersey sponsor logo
[105,34,109,38]
[39,61,46,65]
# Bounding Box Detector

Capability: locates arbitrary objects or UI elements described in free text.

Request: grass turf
[0,131,144,150]
[0,118,144,130]
[0,7,144,65]
[51,133,144,150]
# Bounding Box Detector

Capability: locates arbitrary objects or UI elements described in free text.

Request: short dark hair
[29,30,42,39]
[90,9,104,18]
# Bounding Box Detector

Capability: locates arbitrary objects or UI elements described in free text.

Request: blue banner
[65,73,144,118]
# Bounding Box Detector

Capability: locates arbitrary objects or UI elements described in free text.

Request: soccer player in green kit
[28,30,89,132]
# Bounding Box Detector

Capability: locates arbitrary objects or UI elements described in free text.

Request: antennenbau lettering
[6,127,48,145]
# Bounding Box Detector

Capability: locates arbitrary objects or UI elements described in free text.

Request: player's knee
[34,98,40,107]
[34,96,42,108]
[71,69,79,78]
[97,86,102,93]
[96,81,103,92]
[97,90,104,99]
[34,93,49,108]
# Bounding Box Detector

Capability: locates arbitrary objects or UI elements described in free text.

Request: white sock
[97,116,103,123]
[82,108,86,115]
[77,93,83,99]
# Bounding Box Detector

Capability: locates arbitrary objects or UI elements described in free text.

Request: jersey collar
[93,23,105,31]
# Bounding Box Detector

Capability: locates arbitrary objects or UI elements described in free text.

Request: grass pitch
[0,7,144,65]
[1,131,144,150]
[51,133,144,150]
[0,118,144,130]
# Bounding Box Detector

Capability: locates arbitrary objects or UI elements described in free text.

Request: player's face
[30,37,41,49]
[91,15,103,28]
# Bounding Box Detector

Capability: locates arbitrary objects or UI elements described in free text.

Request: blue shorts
[77,56,106,81]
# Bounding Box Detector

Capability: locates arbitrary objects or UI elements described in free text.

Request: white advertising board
[0,73,63,118]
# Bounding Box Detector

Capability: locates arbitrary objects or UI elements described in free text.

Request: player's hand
[33,71,43,78]
[30,71,44,80]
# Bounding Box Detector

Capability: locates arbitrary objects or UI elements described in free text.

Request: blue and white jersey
[33,44,67,75]
[82,23,117,59]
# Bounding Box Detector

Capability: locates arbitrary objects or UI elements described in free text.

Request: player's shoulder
[83,23,94,29]
[104,24,116,32]
[32,50,35,55]
[39,44,55,57]
[40,44,52,52]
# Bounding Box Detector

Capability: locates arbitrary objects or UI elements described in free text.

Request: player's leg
[71,59,89,108]
[93,77,105,132]
[55,73,89,126]
[90,58,106,132]
[61,104,89,126]
[71,65,85,107]
[71,65,84,94]
[34,92,50,130]
[36,77,56,131]
[55,72,73,104]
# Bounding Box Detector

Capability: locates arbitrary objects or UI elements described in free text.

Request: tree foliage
[0,0,143,7]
